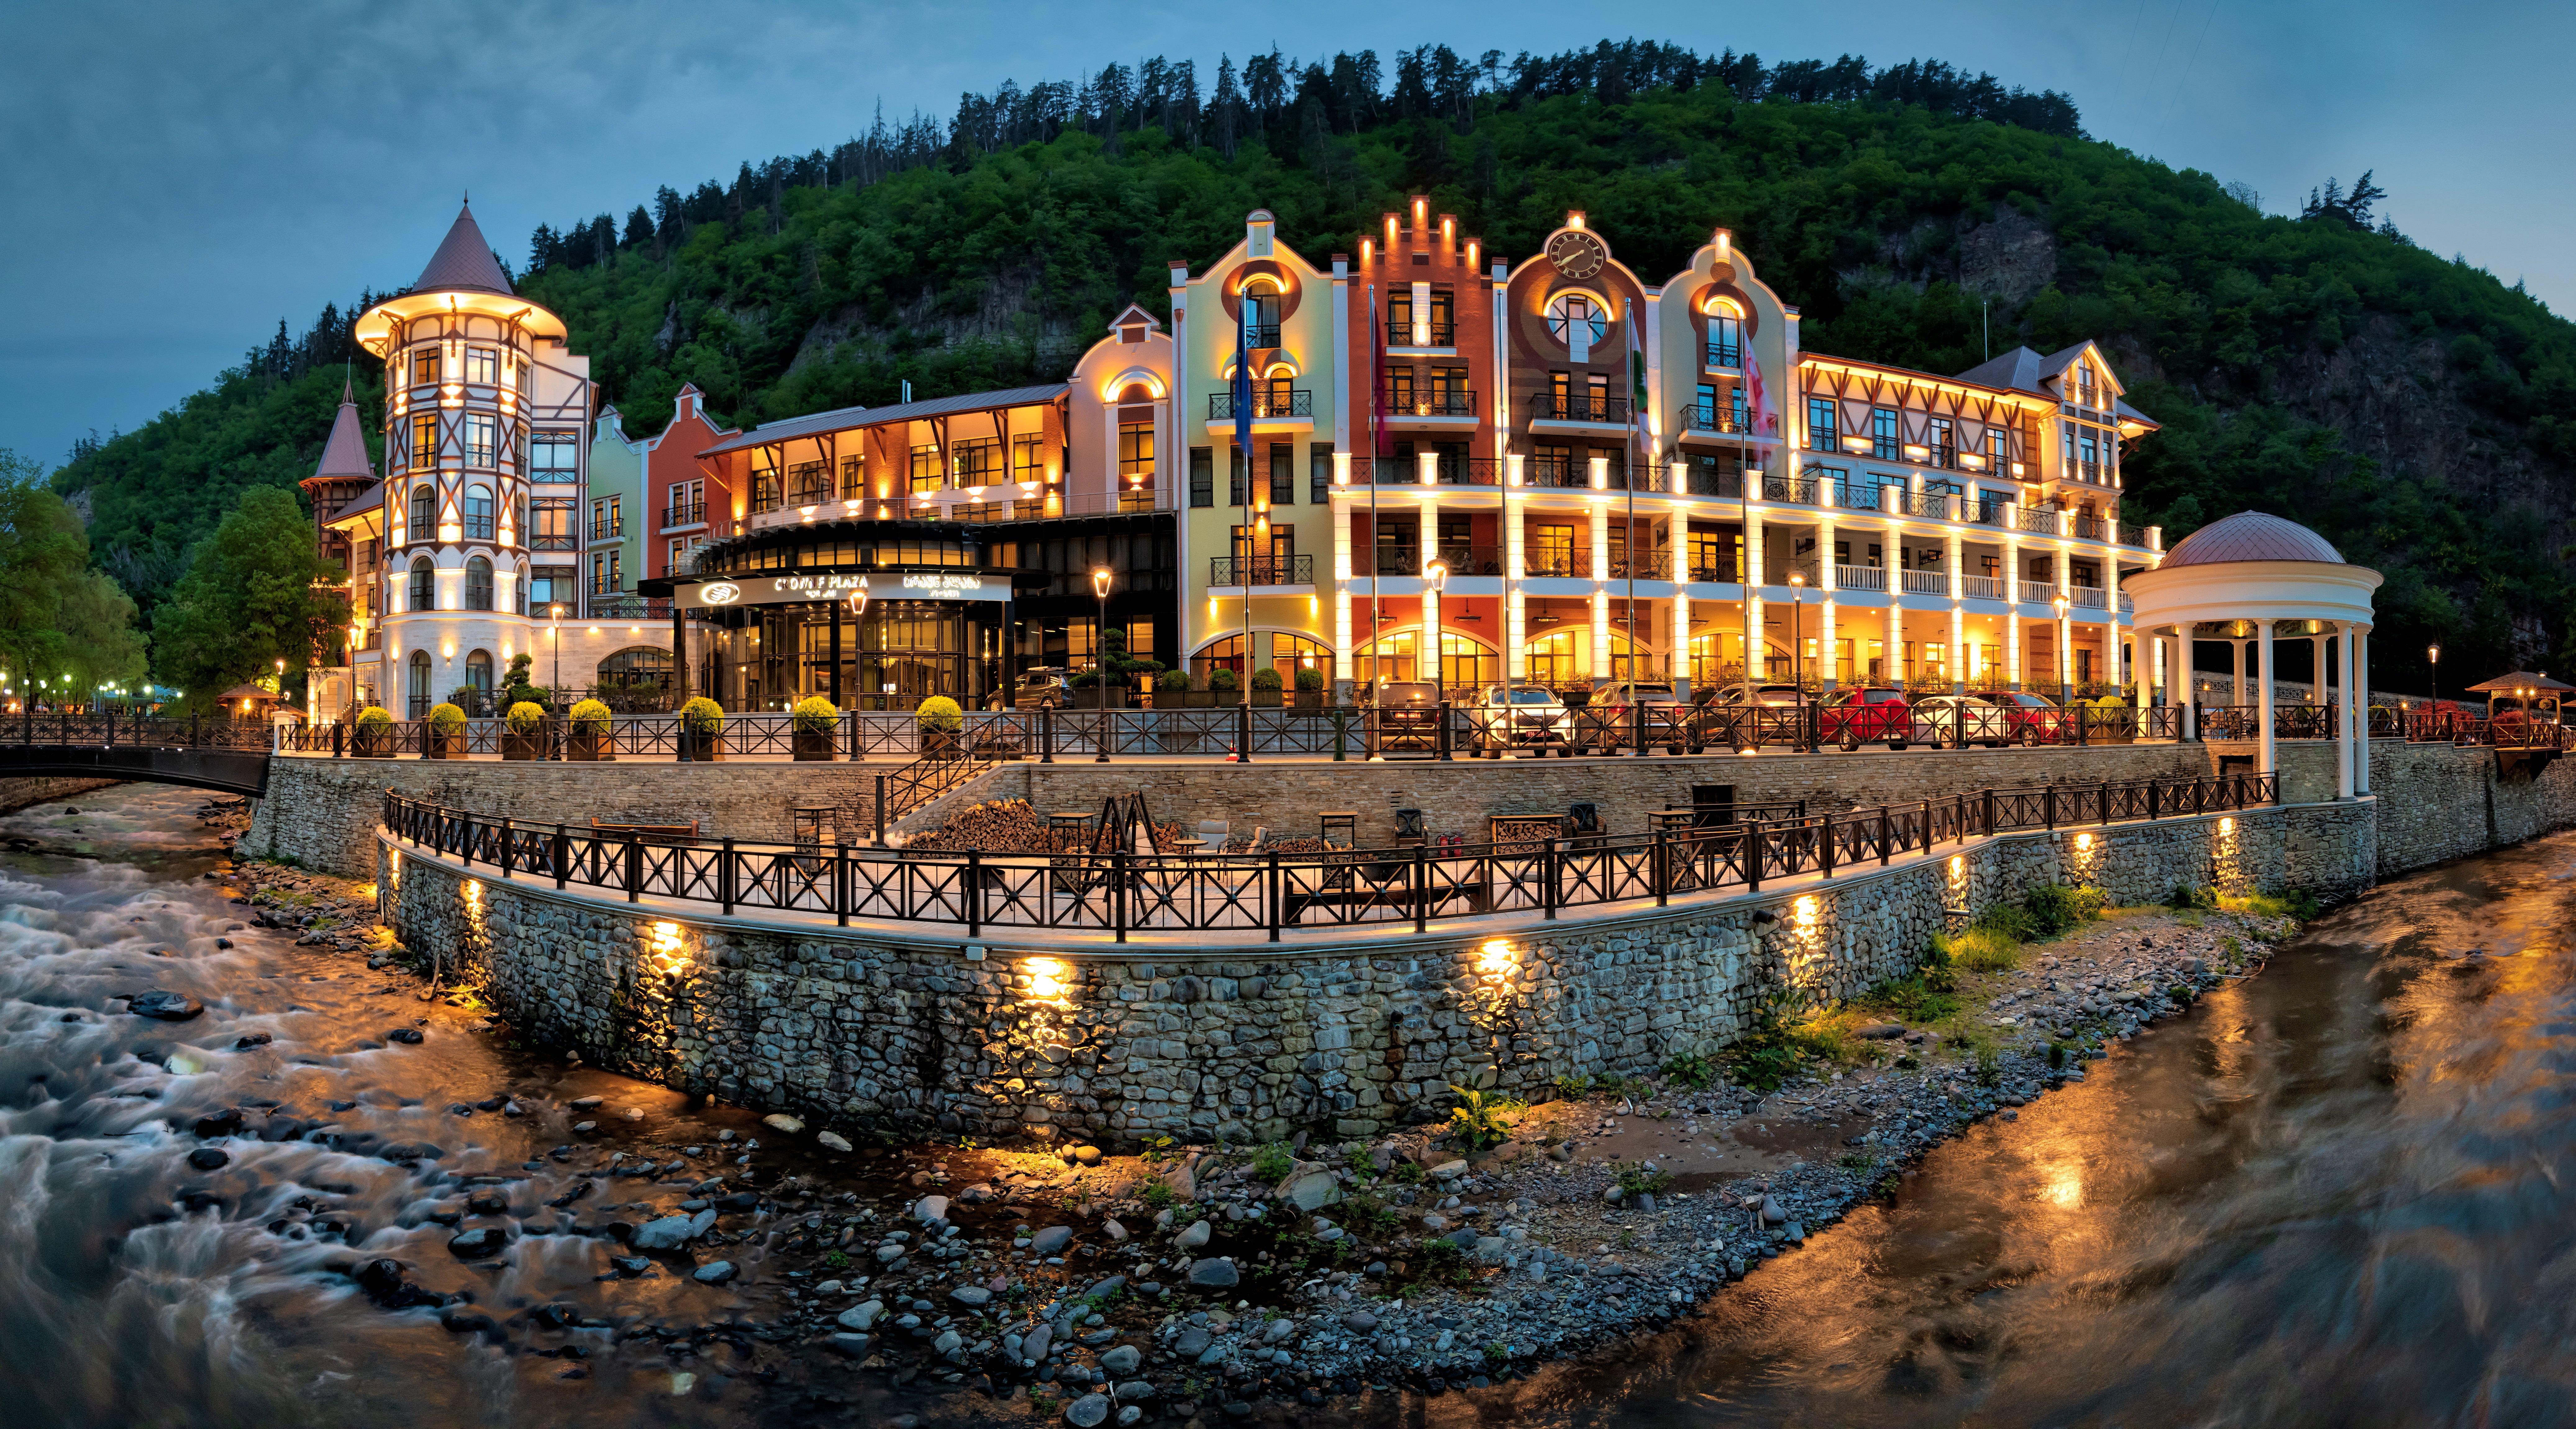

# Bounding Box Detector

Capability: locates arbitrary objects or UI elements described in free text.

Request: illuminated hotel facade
[311,203,2165,717]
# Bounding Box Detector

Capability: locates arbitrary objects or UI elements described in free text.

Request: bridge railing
[3,710,274,751]
[382,768,2278,943]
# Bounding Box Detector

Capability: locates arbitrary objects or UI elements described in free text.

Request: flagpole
[1624,299,1638,689]
[1368,285,1381,709]
[1235,299,1255,761]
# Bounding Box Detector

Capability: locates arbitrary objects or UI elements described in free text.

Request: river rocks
[387,1028,423,1044]
[1102,1219,1128,1242]
[1099,1344,1141,1375]
[1069,1144,1103,1166]
[1342,1310,1379,1333]
[1188,1257,1239,1288]
[232,1032,272,1049]
[125,990,203,1020]
[1759,1194,1786,1225]
[830,1332,871,1357]
[466,1191,508,1216]
[447,1226,507,1258]
[1283,1171,1342,1210]
[631,1209,714,1250]
[1023,1323,1053,1361]
[913,1194,949,1222]
[352,1258,441,1309]
[691,1261,737,1285]
[1064,1392,1111,1427]
[1030,1225,1074,1255]
[439,1308,498,1336]
[816,1130,852,1152]
[950,1286,992,1308]
[190,1108,242,1138]
[1855,1022,1907,1039]
[186,1148,229,1171]
[761,1113,804,1134]
[1171,1326,1209,1356]
[837,1300,884,1332]
[1429,1159,1468,1180]
[1173,1219,1211,1249]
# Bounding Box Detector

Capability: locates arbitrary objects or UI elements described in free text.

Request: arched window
[1544,292,1607,359]
[511,491,526,543]
[596,646,674,707]
[464,484,495,540]
[1702,295,1743,369]
[1239,277,1280,343]
[464,650,494,714]
[406,650,432,717]
[408,485,435,543]
[1350,629,1498,690]
[464,556,494,611]
[408,556,435,612]
[515,560,530,617]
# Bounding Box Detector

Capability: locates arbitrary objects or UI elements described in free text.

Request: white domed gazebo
[2123,512,2383,797]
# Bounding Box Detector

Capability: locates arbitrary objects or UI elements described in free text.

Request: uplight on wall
[1477,938,1516,976]
[1025,956,1068,1002]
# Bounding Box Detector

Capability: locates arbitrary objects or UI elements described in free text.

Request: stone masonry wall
[384,794,2370,1150]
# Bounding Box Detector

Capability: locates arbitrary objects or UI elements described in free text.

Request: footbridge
[0,714,272,797]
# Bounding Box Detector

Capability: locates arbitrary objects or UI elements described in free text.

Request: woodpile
[912,799,1190,855]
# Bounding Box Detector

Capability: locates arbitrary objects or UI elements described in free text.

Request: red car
[1818,687,1911,750]
[1969,689,2070,745]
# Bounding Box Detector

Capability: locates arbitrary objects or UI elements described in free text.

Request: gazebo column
[2356,624,2373,793]
[2311,629,2330,706]
[2336,622,2356,799]
[2230,638,2247,707]
[2256,623,2277,779]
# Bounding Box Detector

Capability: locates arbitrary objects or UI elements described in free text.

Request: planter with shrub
[916,695,965,758]
[566,699,615,761]
[501,701,550,760]
[791,696,840,760]
[678,697,725,761]
[1249,667,1284,708]
[425,702,467,759]
[1293,665,1327,708]
[352,706,395,758]
[1153,668,1189,710]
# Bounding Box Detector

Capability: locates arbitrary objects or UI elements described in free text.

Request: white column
[1590,588,1611,681]
[1504,455,1527,681]
[1332,476,1353,681]
[2311,631,2329,705]
[1667,475,1690,693]
[2133,629,2152,712]
[2356,625,2372,792]
[2231,639,2247,705]
[1885,593,1903,689]
[2004,512,2023,688]
[2257,623,2277,778]
[2336,623,2356,799]
[1944,508,1963,691]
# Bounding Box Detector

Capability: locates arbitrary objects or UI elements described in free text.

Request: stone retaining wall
[383,794,2372,1149]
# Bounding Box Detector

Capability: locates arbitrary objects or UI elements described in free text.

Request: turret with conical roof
[302,377,377,519]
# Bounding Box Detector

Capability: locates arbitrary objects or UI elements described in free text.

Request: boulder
[837,1300,884,1332]
[914,1194,949,1223]
[631,1209,715,1250]
[1064,1393,1112,1428]
[692,1260,737,1285]
[1099,1345,1142,1376]
[1173,1219,1212,1249]
[126,990,203,1021]
[761,1113,805,1134]
[816,1131,852,1152]
[1188,1258,1239,1289]
[1282,1171,1341,1211]
[447,1226,507,1259]
[1030,1225,1074,1255]
[186,1148,229,1171]
[951,1286,992,1308]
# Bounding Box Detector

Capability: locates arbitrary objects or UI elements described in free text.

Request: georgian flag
[1745,342,1776,436]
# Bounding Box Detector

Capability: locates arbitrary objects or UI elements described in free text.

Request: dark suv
[1372,681,1443,753]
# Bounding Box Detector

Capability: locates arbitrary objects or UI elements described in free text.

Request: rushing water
[15,786,2576,1428]
[1434,829,2576,1428]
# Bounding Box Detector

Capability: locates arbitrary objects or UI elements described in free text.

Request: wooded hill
[48,39,2576,692]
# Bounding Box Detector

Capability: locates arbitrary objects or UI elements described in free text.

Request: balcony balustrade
[1209,390,1311,420]
[1209,554,1315,587]
[1527,392,1631,424]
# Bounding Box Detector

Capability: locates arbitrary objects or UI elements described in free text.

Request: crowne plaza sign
[676,570,1010,609]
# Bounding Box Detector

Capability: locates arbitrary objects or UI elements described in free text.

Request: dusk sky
[5,0,2568,470]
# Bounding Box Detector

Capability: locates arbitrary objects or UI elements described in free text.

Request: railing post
[1437,702,1452,762]
[1333,705,1347,762]
[2148,781,2160,823]
[966,850,982,937]
[1413,844,1429,934]
[1096,708,1113,765]
[1041,705,1054,763]
[499,818,513,879]
[1922,799,1933,854]
[1747,821,1763,891]
[1542,838,1560,921]
[874,775,887,847]
[2100,783,2110,826]
[2044,784,2057,829]
[1267,850,1282,942]
[720,837,736,915]
[835,840,850,927]
[1818,815,1833,880]
[625,837,640,903]
[1632,699,1647,758]
[1112,849,1129,943]
[1654,828,1670,905]
[554,823,567,889]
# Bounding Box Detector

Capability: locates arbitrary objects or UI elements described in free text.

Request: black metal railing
[383,766,2277,943]
[4,710,275,752]
[1680,404,1753,436]
[661,503,706,529]
[1381,386,1477,418]
[1388,319,1455,347]
[1210,554,1316,586]
[1528,392,1630,424]
[1209,390,1311,420]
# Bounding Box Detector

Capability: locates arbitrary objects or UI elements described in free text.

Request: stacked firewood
[912,799,1191,855]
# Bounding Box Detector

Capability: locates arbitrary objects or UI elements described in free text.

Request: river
[7,784,2574,1428]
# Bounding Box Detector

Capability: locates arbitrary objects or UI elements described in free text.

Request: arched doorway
[1354,628,1497,691]
[406,650,432,718]
[1523,628,1642,692]
[463,650,494,715]
[595,646,675,712]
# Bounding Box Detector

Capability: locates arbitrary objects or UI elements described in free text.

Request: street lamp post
[1091,568,1112,764]
[1425,559,1450,760]
[1788,569,1807,751]
[549,603,566,710]
[847,586,869,758]
[2052,594,2071,707]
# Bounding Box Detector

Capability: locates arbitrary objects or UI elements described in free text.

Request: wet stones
[387,1028,423,1045]
[125,990,203,1021]
[1188,1258,1239,1289]
[186,1148,229,1171]
[691,1260,736,1285]
[1029,1225,1074,1255]
[447,1226,508,1259]
[353,1258,442,1309]
[190,1108,243,1138]
[232,1032,272,1049]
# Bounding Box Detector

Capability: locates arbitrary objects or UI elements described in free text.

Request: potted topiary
[1249,666,1284,708]
[425,701,467,759]
[791,695,840,760]
[678,696,725,761]
[2090,694,2136,744]
[1207,668,1240,708]
[502,701,550,760]
[352,705,394,758]
[916,695,964,759]
[566,698,615,761]
[1293,665,1326,709]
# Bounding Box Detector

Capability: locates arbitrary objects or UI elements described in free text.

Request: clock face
[1546,230,1608,280]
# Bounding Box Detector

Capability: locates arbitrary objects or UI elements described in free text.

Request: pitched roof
[1951,345,2050,395]
[2161,511,2345,567]
[414,201,515,296]
[696,382,1071,458]
[305,379,375,485]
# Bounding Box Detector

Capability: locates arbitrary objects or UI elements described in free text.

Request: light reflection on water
[1412,831,2576,1428]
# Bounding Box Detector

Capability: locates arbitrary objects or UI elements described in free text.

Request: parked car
[1463,685,1571,752]
[1910,692,2010,747]
[1372,680,1443,752]
[1577,680,1684,753]
[1692,682,1809,749]
[1010,668,1075,710]
[1969,689,2070,745]
[1817,686,1912,750]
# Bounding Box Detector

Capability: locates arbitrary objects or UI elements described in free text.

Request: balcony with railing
[1679,403,1755,437]
[1430,544,1507,578]
[1386,318,1454,347]
[1208,389,1311,421]
[1365,455,1500,485]
[1688,557,1743,583]
[1760,474,1823,506]
[589,519,621,543]
[2069,585,2108,609]
[1379,385,1477,420]
[2018,508,2061,535]
[1526,392,1631,425]
[1209,554,1315,587]
[1703,338,1742,370]
[1521,546,1592,579]
[1961,573,2009,600]
[1899,569,1950,596]
[1836,564,1887,591]
[662,502,707,531]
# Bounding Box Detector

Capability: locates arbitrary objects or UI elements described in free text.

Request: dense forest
[43,36,2576,695]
